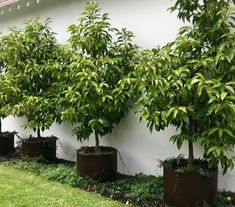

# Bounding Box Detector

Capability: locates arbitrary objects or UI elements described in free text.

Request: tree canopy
[1,18,63,137]
[136,0,235,172]
[60,2,138,151]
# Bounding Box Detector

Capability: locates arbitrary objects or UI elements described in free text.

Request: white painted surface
[0,0,234,191]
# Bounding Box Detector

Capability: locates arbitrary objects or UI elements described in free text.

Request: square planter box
[0,132,15,155]
[21,137,57,161]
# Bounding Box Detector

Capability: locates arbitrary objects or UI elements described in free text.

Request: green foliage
[60,2,138,143]
[95,175,163,206]
[135,0,235,173]
[41,165,79,185]
[0,34,20,132]
[0,75,19,122]
[217,191,235,207]
[0,18,64,134]
[5,157,79,185]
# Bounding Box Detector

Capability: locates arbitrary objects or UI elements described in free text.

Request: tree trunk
[37,127,41,138]
[187,117,194,170]
[187,140,194,170]
[95,131,100,153]
[0,117,2,134]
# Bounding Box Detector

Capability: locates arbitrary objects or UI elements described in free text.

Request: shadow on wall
[100,109,178,175]
[43,121,80,161]
[2,116,35,145]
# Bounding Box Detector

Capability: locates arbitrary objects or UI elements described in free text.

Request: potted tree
[0,73,16,155]
[135,0,235,206]
[0,36,22,155]
[60,2,138,181]
[1,18,62,161]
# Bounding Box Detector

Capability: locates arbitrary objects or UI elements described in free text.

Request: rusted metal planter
[164,165,218,207]
[0,132,15,155]
[77,146,117,182]
[22,137,57,161]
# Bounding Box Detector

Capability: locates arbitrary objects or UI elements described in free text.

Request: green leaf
[221,92,228,101]
[173,109,178,118]
[218,129,223,138]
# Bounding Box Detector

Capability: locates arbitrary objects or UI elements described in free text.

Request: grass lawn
[0,165,128,207]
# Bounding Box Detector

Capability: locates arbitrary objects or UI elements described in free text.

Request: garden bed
[2,157,235,207]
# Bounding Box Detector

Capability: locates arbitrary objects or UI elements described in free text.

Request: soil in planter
[0,132,15,155]
[77,146,117,182]
[163,158,218,207]
[21,137,57,161]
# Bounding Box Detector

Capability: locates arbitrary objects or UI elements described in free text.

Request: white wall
[0,0,234,191]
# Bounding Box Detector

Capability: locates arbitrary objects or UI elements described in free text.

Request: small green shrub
[41,164,78,186]
[5,157,51,175]
[216,191,235,207]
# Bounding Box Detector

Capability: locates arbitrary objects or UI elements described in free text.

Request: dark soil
[78,146,116,156]
[21,136,58,144]
[162,157,217,177]
[0,131,15,138]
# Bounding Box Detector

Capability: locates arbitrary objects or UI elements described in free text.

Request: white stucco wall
[0,0,234,191]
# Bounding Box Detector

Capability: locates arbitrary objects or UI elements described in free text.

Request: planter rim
[163,165,218,173]
[163,159,218,178]
[22,136,58,143]
[0,131,15,136]
[77,146,117,156]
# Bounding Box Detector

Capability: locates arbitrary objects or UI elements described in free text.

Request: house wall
[1,0,234,191]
